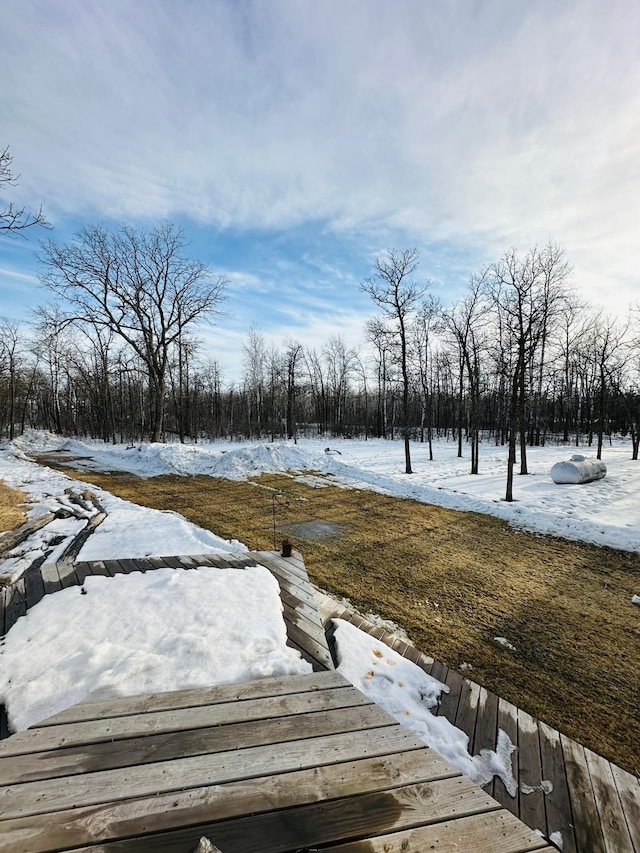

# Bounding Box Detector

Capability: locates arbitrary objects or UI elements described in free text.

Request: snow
[14,431,640,553]
[0,429,637,824]
[0,565,312,731]
[0,516,86,583]
[494,636,517,652]
[333,618,518,794]
[550,830,564,850]
[77,499,247,561]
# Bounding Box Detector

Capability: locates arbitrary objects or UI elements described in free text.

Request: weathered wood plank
[256,555,318,599]
[323,812,554,852]
[0,512,55,557]
[116,557,147,574]
[253,550,310,581]
[101,559,129,575]
[472,686,499,755]
[279,583,327,624]
[56,510,106,565]
[538,721,577,853]
[23,564,46,609]
[40,777,499,853]
[611,763,640,851]
[3,578,26,633]
[0,748,456,852]
[473,687,499,796]
[0,702,400,785]
[281,606,333,666]
[324,811,557,853]
[39,561,63,594]
[437,666,464,724]
[0,705,9,740]
[454,676,481,744]
[0,726,426,819]
[0,685,374,756]
[517,708,546,836]
[561,733,607,853]
[493,697,519,811]
[37,670,350,726]
[57,558,80,587]
[279,591,327,635]
[584,747,635,853]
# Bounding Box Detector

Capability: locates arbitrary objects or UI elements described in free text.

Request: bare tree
[1,146,49,237]
[486,244,572,501]
[39,222,226,442]
[362,249,426,473]
[284,339,303,442]
[442,276,490,473]
[242,328,268,437]
[413,296,440,460]
[0,319,24,439]
[589,315,628,459]
[365,317,394,439]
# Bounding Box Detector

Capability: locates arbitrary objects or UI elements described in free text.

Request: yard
[42,463,640,776]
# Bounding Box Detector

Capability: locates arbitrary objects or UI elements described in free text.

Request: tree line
[1,147,639,501]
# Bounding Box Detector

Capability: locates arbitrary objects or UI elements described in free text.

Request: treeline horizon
[1,222,639,487]
[1,261,638,465]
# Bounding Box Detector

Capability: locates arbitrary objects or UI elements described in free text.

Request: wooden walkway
[0,669,556,852]
[0,549,333,672]
[316,593,640,853]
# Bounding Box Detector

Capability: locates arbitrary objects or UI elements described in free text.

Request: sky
[1,0,639,382]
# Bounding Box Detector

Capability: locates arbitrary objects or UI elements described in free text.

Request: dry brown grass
[43,463,640,774]
[0,480,28,534]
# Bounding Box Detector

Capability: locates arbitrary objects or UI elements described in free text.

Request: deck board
[319,596,640,853]
[0,671,550,852]
[0,549,334,677]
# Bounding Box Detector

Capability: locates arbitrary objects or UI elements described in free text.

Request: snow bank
[0,566,312,731]
[550,455,607,484]
[333,618,517,793]
[0,445,247,563]
[7,431,640,552]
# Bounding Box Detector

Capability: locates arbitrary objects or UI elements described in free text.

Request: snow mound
[0,566,312,731]
[11,429,71,454]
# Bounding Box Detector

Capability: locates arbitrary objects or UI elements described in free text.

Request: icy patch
[550,830,564,850]
[333,618,517,794]
[632,594,640,605]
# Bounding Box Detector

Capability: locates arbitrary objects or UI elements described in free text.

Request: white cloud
[2,0,639,316]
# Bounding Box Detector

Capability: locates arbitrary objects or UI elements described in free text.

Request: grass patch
[0,480,28,534]
[44,464,640,774]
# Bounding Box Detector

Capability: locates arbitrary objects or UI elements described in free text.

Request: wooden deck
[0,669,557,852]
[1,550,638,850]
[316,593,640,853]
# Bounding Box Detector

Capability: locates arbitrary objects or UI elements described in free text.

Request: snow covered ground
[1,428,637,821]
[12,428,640,553]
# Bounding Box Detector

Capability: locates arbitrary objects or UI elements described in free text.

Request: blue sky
[1,0,639,381]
